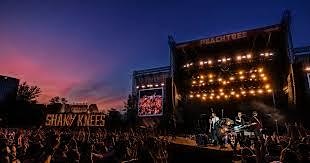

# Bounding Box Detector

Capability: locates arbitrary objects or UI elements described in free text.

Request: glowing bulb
[222,58,226,62]
[251,74,256,78]
[267,89,272,93]
[200,75,204,79]
[216,95,220,99]
[242,55,246,59]
[210,96,213,100]
[218,78,223,82]
[155,84,159,87]
[305,67,310,71]
[218,59,222,62]
[223,81,227,85]
[219,89,223,92]
[149,84,153,87]
[236,94,240,98]
[192,81,196,84]
[239,71,243,75]
[249,90,255,94]
[224,95,228,99]
[231,91,235,95]
[190,95,194,98]
[229,77,235,81]
[265,53,269,57]
[209,79,213,83]
[269,53,273,56]
[161,83,165,86]
[263,77,268,81]
[246,54,252,59]
[199,61,204,65]
[208,60,212,64]
[142,85,145,88]
[203,93,207,97]
[202,83,205,86]
[260,74,265,77]
[208,74,213,78]
[227,58,231,61]
[260,53,265,56]
[220,92,224,96]
[199,80,203,83]
[240,76,245,80]
[236,56,242,60]
[258,68,263,73]
[241,91,246,95]
[190,63,193,65]
[196,94,201,98]
[202,97,206,100]
[211,93,215,96]
[257,89,263,94]
[265,84,270,89]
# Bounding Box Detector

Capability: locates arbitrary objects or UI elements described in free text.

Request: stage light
[227,58,231,61]
[267,89,272,93]
[235,94,240,98]
[200,75,204,79]
[230,91,235,95]
[269,53,273,56]
[211,93,215,96]
[249,90,255,94]
[136,86,139,89]
[199,80,203,83]
[202,83,205,86]
[208,60,212,64]
[242,55,246,59]
[216,95,220,99]
[224,95,228,99]
[223,81,227,85]
[260,53,265,56]
[149,84,153,87]
[257,89,263,94]
[265,84,270,89]
[190,63,193,65]
[305,66,310,71]
[210,96,213,100]
[202,97,206,100]
[196,94,201,98]
[239,76,245,80]
[204,61,208,64]
[265,53,269,57]
[220,92,224,96]
[155,84,159,87]
[222,58,226,62]
[246,54,252,59]
[241,91,246,95]
[199,61,204,65]
[190,95,194,98]
[203,93,207,97]
[218,59,222,62]
[263,77,268,81]
[218,78,223,82]
[260,73,265,77]
[239,71,243,75]
[208,74,213,78]
[258,68,263,73]
[183,65,186,68]
[161,83,165,86]
[229,77,235,81]
[219,89,223,92]
[209,79,213,83]
[142,85,145,88]
[251,74,256,78]
[236,56,242,60]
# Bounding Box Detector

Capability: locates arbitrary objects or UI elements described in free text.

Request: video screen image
[138,88,163,117]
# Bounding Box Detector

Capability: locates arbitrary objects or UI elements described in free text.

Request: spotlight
[142,85,145,88]
[155,84,159,87]
[239,76,245,80]
[202,97,206,100]
[258,68,263,72]
[241,91,246,95]
[203,93,207,97]
[209,79,214,82]
[200,75,204,79]
[236,56,242,60]
[190,63,193,65]
[239,71,243,75]
[208,60,212,64]
[227,58,231,61]
[251,74,256,78]
[210,96,214,100]
[269,53,273,56]
[267,89,272,93]
[208,74,213,78]
[260,74,265,77]
[230,91,235,95]
[222,58,226,62]
[265,84,270,89]
[149,84,153,87]
[242,55,246,59]
[199,61,204,65]
[204,61,208,64]
[216,95,220,99]
[263,77,268,81]
[196,94,201,98]
[211,93,215,96]
[224,95,228,99]
[218,59,222,62]
[235,94,240,98]
[260,53,265,56]
[220,92,224,96]
[190,95,194,98]
[136,86,139,89]
[246,54,252,59]
[249,90,255,94]
[161,83,165,86]
[257,89,263,94]
[218,78,223,82]
[265,53,269,57]
[199,80,203,83]
[223,81,227,85]
[229,77,235,81]
[305,67,310,71]
[219,89,223,92]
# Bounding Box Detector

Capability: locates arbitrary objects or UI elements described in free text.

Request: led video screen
[138,88,163,117]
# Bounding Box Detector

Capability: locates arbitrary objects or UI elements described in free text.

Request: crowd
[138,95,163,116]
[0,127,169,163]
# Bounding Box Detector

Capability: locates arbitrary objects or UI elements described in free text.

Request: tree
[49,96,60,104]
[17,82,41,104]
[61,97,68,104]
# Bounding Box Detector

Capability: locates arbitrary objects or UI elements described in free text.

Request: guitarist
[234,112,245,147]
[250,111,263,140]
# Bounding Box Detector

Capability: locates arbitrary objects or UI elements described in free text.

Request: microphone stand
[221,109,224,118]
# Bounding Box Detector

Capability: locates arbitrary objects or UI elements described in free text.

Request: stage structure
[132,66,171,128]
[169,12,294,128]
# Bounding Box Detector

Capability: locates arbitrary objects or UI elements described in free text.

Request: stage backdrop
[138,87,163,117]
[45,113,105,127]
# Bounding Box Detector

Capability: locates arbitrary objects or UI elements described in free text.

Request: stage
[160,136,241,163]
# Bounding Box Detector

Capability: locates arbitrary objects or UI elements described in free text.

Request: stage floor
[160,136,240,152]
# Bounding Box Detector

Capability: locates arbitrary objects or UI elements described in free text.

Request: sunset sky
[0,0,309,110]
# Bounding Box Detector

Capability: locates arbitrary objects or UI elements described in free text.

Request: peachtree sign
[200,31,247,46]
[45,113,105,127]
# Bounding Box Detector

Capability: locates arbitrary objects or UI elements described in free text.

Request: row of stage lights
[189,87,273,100]
[183,52,274,68]
[136,83,165,89]
[192,68,267,86]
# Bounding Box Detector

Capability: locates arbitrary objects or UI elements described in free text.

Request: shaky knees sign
[45,114,105,127]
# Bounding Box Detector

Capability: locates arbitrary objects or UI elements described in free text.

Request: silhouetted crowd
[0,127,169,163]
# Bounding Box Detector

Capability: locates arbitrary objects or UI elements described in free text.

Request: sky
[0,0,309,111]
